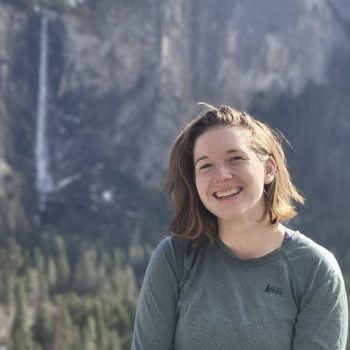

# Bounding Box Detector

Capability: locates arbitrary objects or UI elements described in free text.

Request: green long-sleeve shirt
[132,230,348,349]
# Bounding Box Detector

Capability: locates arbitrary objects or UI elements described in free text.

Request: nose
[214,163,232,182]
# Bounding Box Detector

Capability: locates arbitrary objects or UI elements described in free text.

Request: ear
[263,156,277,185]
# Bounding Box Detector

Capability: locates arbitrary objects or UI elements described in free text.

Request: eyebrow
[194,149,240,166]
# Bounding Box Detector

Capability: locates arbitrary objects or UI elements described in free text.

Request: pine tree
[74,249,98,294]
[3,263,15,305]
[32,294,54,348]
[34,247,45,275]
[53,235,70,292]
[10,279,36,350]
[6,238,23,272]
[53,300,75,350]
[82,315,97,350]
[47,257,57,292]
[107,330,122,350]
[96,301,109,350]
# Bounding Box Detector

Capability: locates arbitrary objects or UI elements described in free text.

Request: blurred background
[0,0,349,348]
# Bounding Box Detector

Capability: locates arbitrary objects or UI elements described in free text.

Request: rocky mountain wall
[0,0,349,253]
[0,4,28,233]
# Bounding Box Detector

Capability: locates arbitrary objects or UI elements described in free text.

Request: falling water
[35,14,53,211]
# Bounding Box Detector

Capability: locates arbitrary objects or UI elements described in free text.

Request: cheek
[195,176,207,200]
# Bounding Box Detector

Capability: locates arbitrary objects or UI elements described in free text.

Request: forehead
[193,126,252,155]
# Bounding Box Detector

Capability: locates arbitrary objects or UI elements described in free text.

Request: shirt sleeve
[131,237,184,350]
[293,274,348,350]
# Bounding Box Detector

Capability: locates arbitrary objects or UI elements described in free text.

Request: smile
[214,187,243,199]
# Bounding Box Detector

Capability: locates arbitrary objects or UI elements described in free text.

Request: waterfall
[35,14,53,211]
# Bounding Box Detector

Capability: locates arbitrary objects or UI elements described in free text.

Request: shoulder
[282,230,343,289]
[152,235,194,261]
[287,231,341,275]
[282,231,348,326]
[148,235,198,283]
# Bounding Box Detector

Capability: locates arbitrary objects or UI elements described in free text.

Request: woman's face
[193,126,276,225]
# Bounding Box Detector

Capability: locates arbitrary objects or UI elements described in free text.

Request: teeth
[215,187,241,198]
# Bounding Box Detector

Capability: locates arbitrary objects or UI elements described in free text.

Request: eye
[229,156,243,161]
[198,163,211,171]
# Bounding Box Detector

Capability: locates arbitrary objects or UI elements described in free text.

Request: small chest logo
[265,284,282,295]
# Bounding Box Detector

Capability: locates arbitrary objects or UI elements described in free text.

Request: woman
[132,104,348,349]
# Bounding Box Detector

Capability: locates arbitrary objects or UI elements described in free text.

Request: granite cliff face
[0,0,349,253]
[0,4,28,234]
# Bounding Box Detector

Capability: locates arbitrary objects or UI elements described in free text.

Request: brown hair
[166,103,304,243]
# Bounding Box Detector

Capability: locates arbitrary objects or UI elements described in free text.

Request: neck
[218,218,285,259]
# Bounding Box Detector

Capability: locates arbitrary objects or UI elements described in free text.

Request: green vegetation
[0,231,152,349]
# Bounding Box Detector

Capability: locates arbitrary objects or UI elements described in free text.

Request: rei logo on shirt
[265,284,282,295]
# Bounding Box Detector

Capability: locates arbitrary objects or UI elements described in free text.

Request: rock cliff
[0,0,349,255]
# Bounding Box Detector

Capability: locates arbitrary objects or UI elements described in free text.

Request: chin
[214,207,265,223]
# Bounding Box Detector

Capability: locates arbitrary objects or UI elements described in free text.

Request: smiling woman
[131,103,348,350]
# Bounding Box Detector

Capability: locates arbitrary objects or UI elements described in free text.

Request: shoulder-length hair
[166,103,304,243]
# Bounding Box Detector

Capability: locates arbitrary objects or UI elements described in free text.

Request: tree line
[0,231,152,350]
